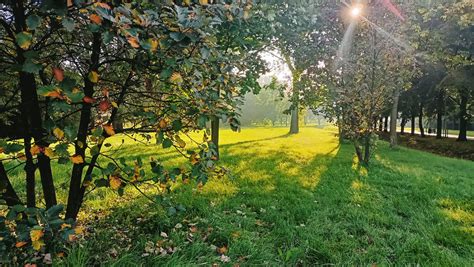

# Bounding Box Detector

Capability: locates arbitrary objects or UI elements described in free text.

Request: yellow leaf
[111,101,118,108]
[175,135,186,148]
[30,145,41,156]
[190,154,199,165]
[149,38,158,52]
[70,154,84,164]
[109,175,122,190]
[61,223,72,230]
[15,241,27,248]
[32,239,45,250]
[103,124,115,136]
[30,229,44,241]
[44,147,55,158]
[199,0,209,5]
[88,71,99,83]
[53,127,65,140]
[183,0,191,5]
[74,226,84,235]
[169,72,183,84]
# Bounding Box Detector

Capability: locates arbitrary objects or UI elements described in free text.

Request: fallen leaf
[169,72,183,84]
[217,245,228,255]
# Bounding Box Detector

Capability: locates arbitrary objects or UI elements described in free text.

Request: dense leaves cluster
[0,0,267,261]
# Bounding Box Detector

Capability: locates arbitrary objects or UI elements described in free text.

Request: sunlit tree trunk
[419,103,425,137]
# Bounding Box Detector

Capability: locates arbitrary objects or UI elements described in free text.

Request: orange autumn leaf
[83,96,96,103]
[44,89,62,99]
[70,154,84,164]
[52,67,64,81]
[216,245,228,255]
[30,145,41,156]
[90,14,102,24]
[109,175,121,190]
[15,241,28,248]
[103,124,115,136]
[169,72,183,84]
[159,119,167,129]
[127,36,140,48]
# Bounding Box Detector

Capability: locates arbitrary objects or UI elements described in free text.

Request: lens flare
[351,7,361,17]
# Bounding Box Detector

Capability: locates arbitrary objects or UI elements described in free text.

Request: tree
[0,0,263,259]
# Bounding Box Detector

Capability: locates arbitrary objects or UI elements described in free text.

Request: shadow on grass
[75,132,474,266]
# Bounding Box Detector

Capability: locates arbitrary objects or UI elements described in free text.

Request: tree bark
[0,162,21,206]
[389,89,400,147]
[418,103,425,137]
[13,1,56,208]
[411,113,415,135]
[436,89,444,139]
[457,90,468,141]
[289,105,299,134]
[65,32,101,219]
[211,116,220,159]
[400,118,406,134]
[378,117,383,131]
[23,137,36,207]
[383,116,388,132]
[363,133,371,164]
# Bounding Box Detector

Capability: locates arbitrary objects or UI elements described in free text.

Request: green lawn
[9,127,474,265]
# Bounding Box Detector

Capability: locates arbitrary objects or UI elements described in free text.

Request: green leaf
[15,32,33,49]
[62,18,75,32]
[162,139,173,149]
[22,61,42,74]
[45,204,64,218]
[172,120,183,131]
[26,15,42,30]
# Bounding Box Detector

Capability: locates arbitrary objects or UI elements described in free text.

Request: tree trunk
[400,118,406,134]
[457,90,468,141]
[0,162,21,206]
[363,134,371,164]
[411,113,415,135]
[354,140,363,164]
[378,117,383,131]
[13,1,57,208]
[65,32,101,219]
[211,116,220,159]
[24,137,36,207]
[383,116,388,132]
[419,103,425,137]
[390,89,400,147]
[289,105,299,134]
[436,89,444,139]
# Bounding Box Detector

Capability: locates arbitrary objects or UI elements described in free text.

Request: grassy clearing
[8,127,474,265]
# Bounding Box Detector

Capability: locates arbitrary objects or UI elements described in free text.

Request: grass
[7,127,474,265]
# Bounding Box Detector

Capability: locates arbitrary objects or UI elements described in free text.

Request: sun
[351,6,362,17]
